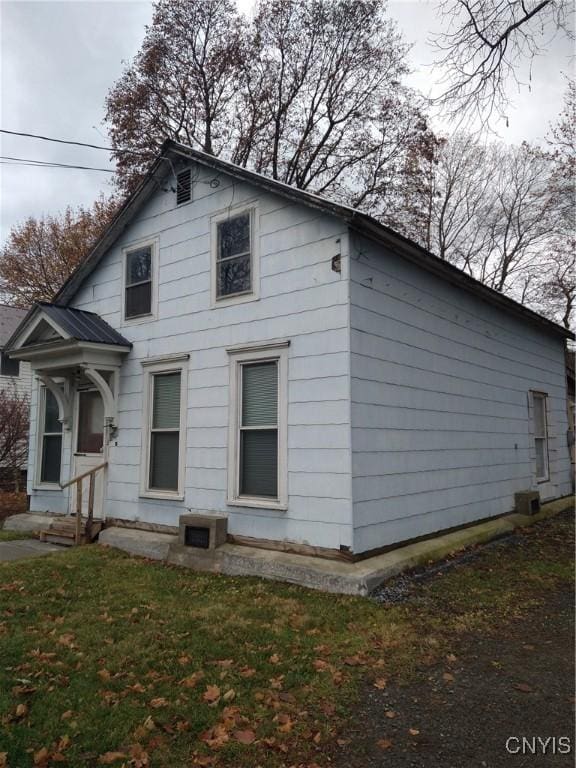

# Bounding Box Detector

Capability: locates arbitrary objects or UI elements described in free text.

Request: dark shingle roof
[0,305,27,348]
[38,303,131,347]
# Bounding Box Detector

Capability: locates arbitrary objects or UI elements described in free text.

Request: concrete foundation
[4,496,572,594]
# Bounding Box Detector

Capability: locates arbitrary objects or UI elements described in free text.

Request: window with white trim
[532,391,549,481]
[228,343,288,509]
[39,388,62,484]
[0,351,19,377]
[141,356,188,499]
[211,206,259,305]
[124,244,153,319]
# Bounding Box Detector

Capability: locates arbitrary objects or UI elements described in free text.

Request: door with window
[72,388,105,517]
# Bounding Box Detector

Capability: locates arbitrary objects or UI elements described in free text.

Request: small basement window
[184,526,210,549]
[176,169,191,205]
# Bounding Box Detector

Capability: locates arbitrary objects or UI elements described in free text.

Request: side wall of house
[349,232,572,554]
[28,166,354,550]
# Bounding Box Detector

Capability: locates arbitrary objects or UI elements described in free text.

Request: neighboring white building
[0,304,31,399]
[6,143,573,557]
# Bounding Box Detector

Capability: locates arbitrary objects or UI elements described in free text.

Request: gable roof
[54,139,573,341]
[7,303,131,351]
[0,304,27,348]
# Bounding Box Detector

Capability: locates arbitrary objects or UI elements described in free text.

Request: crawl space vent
[176,169,192,205]
[184,525,210,549]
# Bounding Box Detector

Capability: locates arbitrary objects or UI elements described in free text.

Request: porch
[6,302,132,540]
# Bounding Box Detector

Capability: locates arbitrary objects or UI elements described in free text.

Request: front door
[72,388,105,517]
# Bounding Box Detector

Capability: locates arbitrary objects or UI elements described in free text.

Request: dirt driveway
[331,515,575,768]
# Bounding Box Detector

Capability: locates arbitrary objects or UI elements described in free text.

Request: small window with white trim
[211,206,259,305]
[531,391,549,482]
[141,356,188,499]
[123,240,158,321]
[39,388,62,484]
[228,343,288,509]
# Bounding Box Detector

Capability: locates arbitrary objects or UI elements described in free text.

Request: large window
[40,388,62,484]
[228,343,288,509]
[532,392,549,481]
[211,207,259,305]
[141,356,188,499]
[124,244,153,320]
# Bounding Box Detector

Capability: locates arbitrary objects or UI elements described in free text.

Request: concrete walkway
[0,539,62,562]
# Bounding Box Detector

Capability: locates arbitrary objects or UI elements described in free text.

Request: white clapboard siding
[29,164,353,551]
[350,233,572,553]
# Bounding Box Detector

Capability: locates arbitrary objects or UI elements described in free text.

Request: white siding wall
[0,360,32,400]
[28,166,353,550]
[350,232,572,553]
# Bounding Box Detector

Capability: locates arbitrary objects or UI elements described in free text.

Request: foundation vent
[184,526,210,549]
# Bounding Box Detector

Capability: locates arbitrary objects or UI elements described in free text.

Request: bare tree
[0,387,29,492]
[105,0,431,215]
[432,0,574,126]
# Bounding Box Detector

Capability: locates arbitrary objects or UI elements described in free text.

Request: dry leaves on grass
[377,738,393,749]
[202,685,221,706]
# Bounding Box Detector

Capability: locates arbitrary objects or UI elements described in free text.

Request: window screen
[125,246,152,318]
[0,352,19,377]
[216,213,251,298]
[149,372,181,491]
[40,389,62,483]
[77,390,104,453]
[239,361,278,498]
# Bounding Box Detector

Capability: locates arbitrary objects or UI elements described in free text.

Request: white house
[6,142,573,558]
[0,304,31,398]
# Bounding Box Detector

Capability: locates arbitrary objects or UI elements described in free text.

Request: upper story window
[211,206,259,306]
[0,351,19,377]
[122,239,158,323]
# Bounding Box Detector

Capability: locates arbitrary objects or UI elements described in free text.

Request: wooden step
[39,517,103,546]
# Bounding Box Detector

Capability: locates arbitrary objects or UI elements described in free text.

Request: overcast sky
[0,0,572,242]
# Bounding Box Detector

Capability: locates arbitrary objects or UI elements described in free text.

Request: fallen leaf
[446,653,457,663]
[269,654,280,664]
[513,682,533,693]
[442,672,455,682]
[97,669,111,682]
[98,752,126,765]
[373,678,387,690]
[33,748,50,766]
[15,702,28,718]
[343,655,364,666]
[201,724,229,749]
[149,697,169,708]
[61,710,73,720]
[384,710,397,719]
[313,659,330,672]
[234,729,256,745]
[376,738,393,750]
[223,688,236,702]
[239,667,256,678]
[180,672,203,688]
[0,753,7,768]
[409,728,420,736]
[202,685,221,705]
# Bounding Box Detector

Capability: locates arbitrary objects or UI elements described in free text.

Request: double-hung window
[141,356,188,499]
[212,206,259,305]
[228,343,288,509]
[124,242,155,320]
[39,388,62,485]
[531,392,549,481]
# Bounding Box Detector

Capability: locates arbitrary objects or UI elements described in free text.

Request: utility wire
[0,128,150,156]
[0,155,115,172]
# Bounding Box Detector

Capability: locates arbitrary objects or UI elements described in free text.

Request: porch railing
[60,461,108,544]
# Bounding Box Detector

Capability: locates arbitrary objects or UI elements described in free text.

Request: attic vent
[184,525,210,549]
[176,169,191,205]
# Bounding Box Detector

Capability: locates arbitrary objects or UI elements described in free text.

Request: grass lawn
[0,531,34,542]
[0,512,572,768]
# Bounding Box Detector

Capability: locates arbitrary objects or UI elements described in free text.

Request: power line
[0,128,149,156]
[0,155,115,172]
